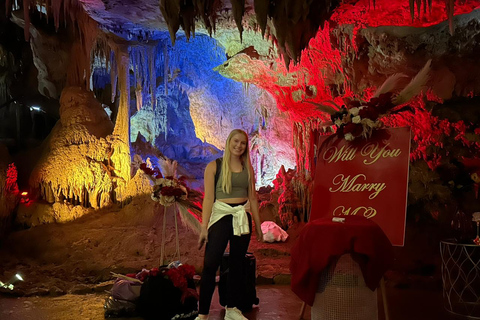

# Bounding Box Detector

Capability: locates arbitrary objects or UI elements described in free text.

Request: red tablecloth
[290,216,394,306]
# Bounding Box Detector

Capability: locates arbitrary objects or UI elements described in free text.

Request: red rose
[144,168,154,176]
[178,264,196,279]
[150,267,159,277]
[136,269,150,282]
[344,98,361,109]
[358,106,379,120]
[160,186,185,197]
[367,92,394,114]
[377,92,393,106]
[178,176,187,186]
[336,125,345,138]
[153,168,162,178]
[166,268,188,290]
[343,123,363,137]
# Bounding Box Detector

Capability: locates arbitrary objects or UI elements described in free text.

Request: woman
[195,129,263,320]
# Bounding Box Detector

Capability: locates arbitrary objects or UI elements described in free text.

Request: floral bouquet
[124,263,198,303]
[330,93,392,141]
[115,263,199,319]
[308,60,431,141]
[135,156,202,234]
[165,263,198,303]
[142,165,188,207]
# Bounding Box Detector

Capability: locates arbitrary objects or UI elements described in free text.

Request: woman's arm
[248,164,263,242]
[198,160,216,249]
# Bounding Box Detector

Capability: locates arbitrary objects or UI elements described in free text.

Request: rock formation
[1,0,480,225]
[29,87,118,209]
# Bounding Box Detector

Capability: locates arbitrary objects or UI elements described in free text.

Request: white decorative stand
[440,240,480,319]
[160,202,181,266]
[311,254,378,320]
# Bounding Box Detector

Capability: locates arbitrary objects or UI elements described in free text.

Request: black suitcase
[218,252,259,312]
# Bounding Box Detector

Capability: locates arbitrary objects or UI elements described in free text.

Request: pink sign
[310,127,411,246]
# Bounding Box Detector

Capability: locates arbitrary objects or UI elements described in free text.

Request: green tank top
[215,165,249,199]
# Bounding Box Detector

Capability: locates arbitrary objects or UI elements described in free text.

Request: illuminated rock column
[110,48,131,202]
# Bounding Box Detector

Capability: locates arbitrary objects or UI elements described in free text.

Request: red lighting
[6,163,19,195]
[330,0,479,29]
[20,191,30,204]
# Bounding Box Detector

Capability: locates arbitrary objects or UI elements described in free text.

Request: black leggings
[198,211,252,315]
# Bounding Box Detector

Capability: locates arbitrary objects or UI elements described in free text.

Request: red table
[290,216,394,306]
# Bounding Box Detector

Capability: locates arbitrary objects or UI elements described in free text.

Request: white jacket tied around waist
[208,200,250,236]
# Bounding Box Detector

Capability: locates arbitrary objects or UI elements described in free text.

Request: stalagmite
[29,86,116,212]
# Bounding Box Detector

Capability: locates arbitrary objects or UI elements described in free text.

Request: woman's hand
[198,226,208,250]
[256,225,264,242]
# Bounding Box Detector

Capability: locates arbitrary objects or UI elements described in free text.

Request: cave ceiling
[5,0,480,123]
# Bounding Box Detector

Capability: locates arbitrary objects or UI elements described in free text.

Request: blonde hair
[221,129,252,194]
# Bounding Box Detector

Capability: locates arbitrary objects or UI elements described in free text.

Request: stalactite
[65,10,99,88]
[447,0,455,34]
[193,0,222,36]
[160,0,181,45]
[231,0,245,42]
[133,48,143,111]
[164,44,168,96]
[90,37,110,91]
[6,0,12,16]
[272,0,288,62]
[52,0,61,31]
[148,46,156,111]
[291,117,332,221]
[180,0,196,41]
[23,0,30,41]
[140,48,148,109]
[292,178,311,222]
[293,118,325,180]
[243,82,250,95]
[254,0,269,37]
[110,51,117,103]
[0,79,7,106]
[110,46,132,201]
[135,83,142,111]
[45,182,55,203]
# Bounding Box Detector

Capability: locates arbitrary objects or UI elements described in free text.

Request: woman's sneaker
[224,307,248,320]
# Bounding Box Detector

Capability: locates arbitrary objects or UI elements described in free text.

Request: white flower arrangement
[473,212,480,223]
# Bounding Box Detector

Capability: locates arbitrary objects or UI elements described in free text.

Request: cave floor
[0,284,461,320]
[0,195,468,319]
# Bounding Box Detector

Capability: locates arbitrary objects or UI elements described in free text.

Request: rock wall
[128,34,296,185]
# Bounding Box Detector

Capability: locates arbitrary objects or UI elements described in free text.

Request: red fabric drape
[290,216,393,306]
